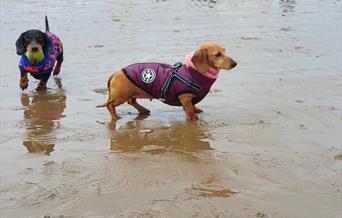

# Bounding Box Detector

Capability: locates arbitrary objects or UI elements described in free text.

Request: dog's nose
[231,61,237,68]
[32,47,38,52]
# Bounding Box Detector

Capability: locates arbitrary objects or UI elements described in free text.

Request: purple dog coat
[19,32,63,74]
[122,62,217,106]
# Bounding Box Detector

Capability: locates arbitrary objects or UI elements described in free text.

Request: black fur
[15,29,52,55]
[15,31,26,55]
[15,16,53,56]
[45,15,50,32]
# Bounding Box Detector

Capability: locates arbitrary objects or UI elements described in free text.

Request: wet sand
[1,0,341,217]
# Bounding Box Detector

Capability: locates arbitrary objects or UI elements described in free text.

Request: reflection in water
[21,78,66,155]
[109,116,213,155]
[279,0,296,14]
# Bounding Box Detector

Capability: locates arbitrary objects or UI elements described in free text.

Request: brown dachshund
[97,41,237,121]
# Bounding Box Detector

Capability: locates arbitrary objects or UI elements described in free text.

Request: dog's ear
[192,48,209,74]
[43,33,53,54]
[15,32,27,55]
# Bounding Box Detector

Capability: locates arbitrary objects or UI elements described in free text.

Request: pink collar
[185,52,219,80]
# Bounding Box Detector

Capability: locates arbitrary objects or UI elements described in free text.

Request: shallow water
[1,0,341,217]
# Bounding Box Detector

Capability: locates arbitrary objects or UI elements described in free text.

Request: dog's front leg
[179,93,198,121]
[19,71,28,90]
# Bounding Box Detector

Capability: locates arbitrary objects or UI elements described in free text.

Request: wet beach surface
[1,0,341,217]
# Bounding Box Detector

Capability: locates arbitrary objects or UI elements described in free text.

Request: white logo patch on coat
[141,69,156,83]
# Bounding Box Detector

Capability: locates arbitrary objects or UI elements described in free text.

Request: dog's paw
[186,112,199,121]
[194,107,203,113]
[36,82,47,91]
[138,108,151,115]
[20,78,29,90]
[111,115,121,122]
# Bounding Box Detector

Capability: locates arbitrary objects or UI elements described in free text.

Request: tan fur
[98,41,236,121]
[27,43,43,53]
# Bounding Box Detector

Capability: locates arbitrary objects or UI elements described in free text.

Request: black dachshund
[15,16,63,91]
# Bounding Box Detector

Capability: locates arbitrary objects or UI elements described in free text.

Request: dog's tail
[96,74,114,108]
[45,15,50,32]
[96,102,107,108]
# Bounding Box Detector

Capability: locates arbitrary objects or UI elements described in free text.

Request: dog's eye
[215,53,221,57]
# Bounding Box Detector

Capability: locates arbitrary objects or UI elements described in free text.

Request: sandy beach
[0,0,341,217]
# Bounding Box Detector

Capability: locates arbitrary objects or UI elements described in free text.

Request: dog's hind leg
[106,96,128,121]
[36,74,50,91]
[53,52,63,76]
[127,98,150,115]
[36,80,47,91]
[106,102,119,121]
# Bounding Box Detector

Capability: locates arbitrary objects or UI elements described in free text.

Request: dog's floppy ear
[191,48,209,74]
[43,33,53,54]
[15,32,27,55]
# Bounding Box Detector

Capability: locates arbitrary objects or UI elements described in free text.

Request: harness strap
[173,73,201,90]
[159,62,201,102]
